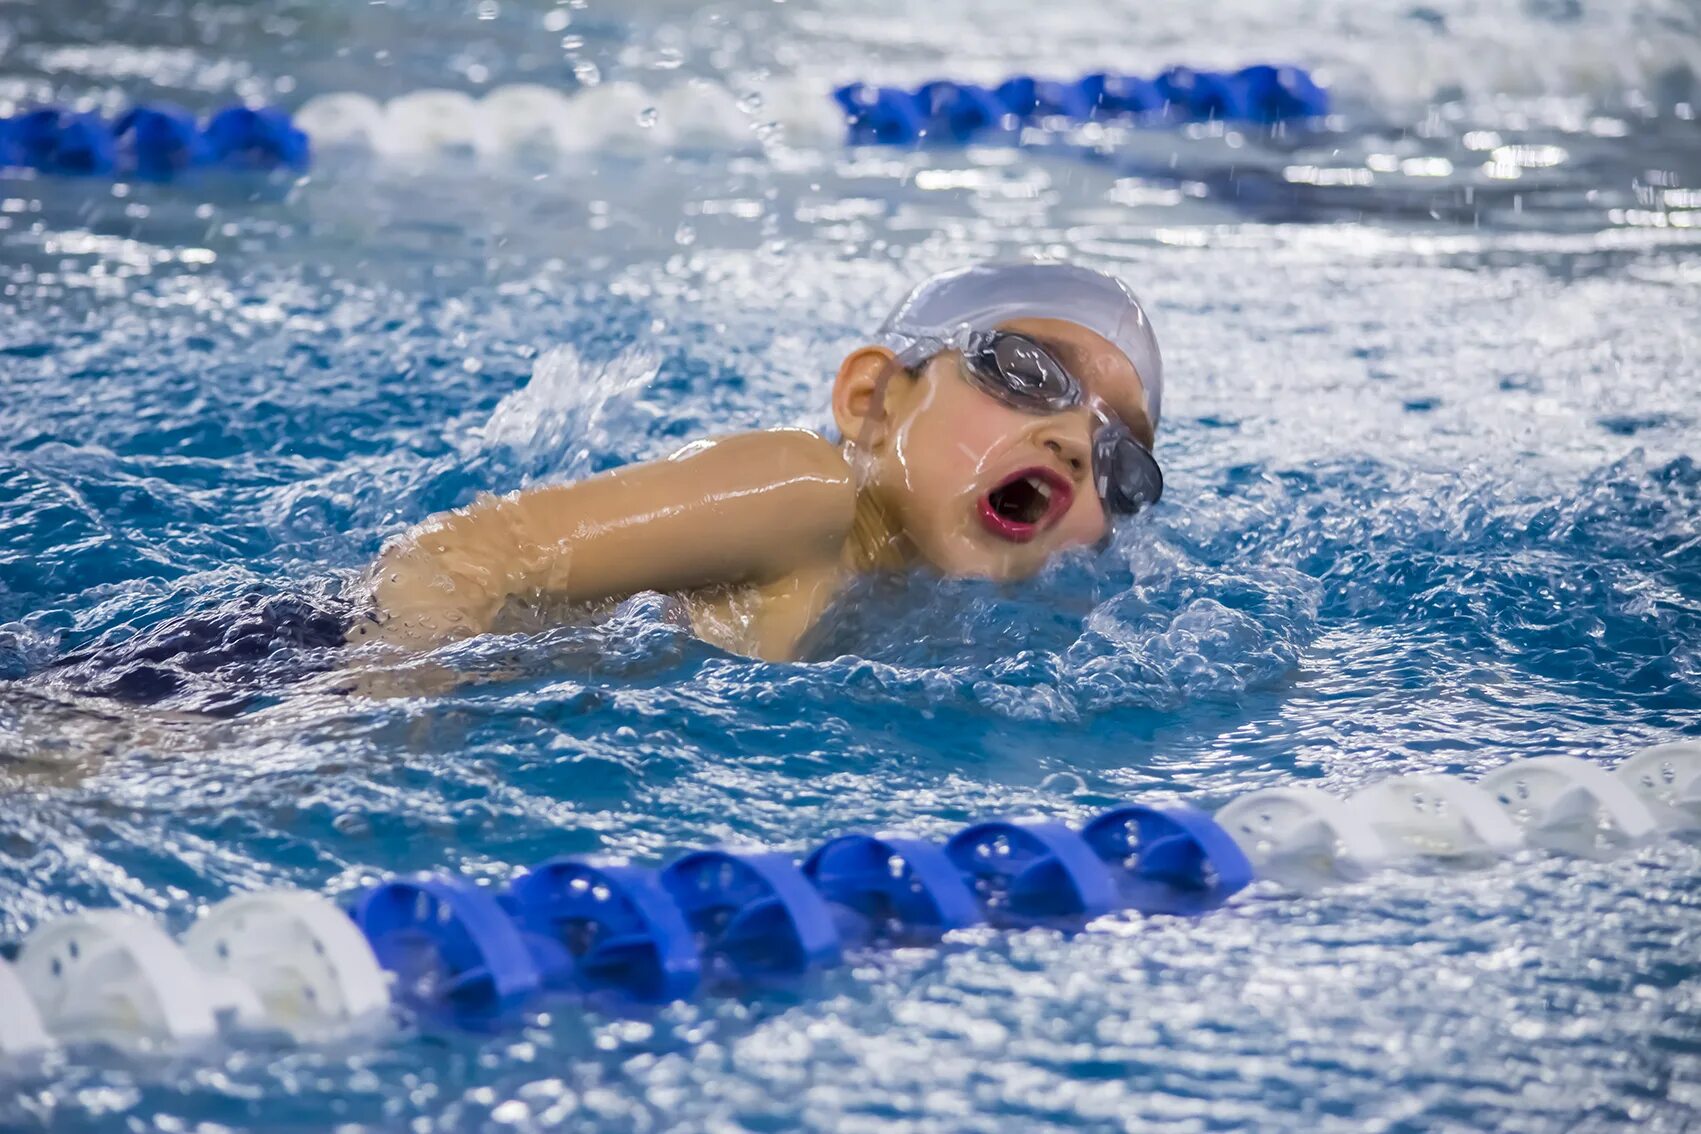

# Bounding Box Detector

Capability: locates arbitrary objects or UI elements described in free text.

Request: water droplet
[543,9,571,30]
[573,60,600,85]
[333,812,372,837]
[637,107,659,128]
[737,91,763,114]
[477,0,499,19]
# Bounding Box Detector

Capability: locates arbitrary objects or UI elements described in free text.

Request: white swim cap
[877,261,1165,428]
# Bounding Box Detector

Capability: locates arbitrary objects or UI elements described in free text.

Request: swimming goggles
[945,329,1164,516]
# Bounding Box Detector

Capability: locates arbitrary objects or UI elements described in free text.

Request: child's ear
[832,345,900,447]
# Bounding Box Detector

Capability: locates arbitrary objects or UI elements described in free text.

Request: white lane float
[1215,785,1392,880]
[1354,774,1526,860]
[182,890,390,1041]
[1481,755,1659,852]
[376,89,484,157]
[295,80,795,162]
[293,92,387,150]
[653,79,753,148]
[475,83,579,155]
[0,957,49,1057]
[1614,741,1701,829]
[15,910,222,1048]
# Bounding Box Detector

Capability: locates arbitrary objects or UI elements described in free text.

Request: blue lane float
[350,875,545,1028]
[804,833,984,943]
[660,850,844,986]
[3,745,1697,1054]
[0,103,308,180]
[945,820,1122,926]
[503,859,700,1004]
[835,64,1328,145]
[1081,804,1255,915]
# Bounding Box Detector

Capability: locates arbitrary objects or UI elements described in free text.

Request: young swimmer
[348,262,1166,663]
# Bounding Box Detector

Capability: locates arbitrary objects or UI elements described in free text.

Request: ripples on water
[2,0,1699,1129]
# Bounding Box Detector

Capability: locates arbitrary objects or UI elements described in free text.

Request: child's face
[871,317,1155,580]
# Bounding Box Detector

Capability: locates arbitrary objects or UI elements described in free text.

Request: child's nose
[1039,426,1092,482]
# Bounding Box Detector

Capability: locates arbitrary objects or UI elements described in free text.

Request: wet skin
[349,317,1153,664]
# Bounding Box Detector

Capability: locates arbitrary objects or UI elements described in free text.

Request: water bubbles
[332,813,372,838]
[542,9,570,31]
[637,107,659,129]
[573,61,600,86]
[1039,771,1087,796]
[475,0,499,19]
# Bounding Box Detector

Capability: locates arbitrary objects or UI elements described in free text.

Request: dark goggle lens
[962,331,1078,411]
[1093,423,1164,515]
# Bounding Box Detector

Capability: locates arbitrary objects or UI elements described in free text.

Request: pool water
[3,0,1700,1129]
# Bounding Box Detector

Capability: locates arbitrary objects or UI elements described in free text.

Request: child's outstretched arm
[349,429,855,650]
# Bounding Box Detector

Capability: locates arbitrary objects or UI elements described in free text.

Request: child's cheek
[936,398,1022,479]
[900,385,1005,493]
[1061,496,1109,548]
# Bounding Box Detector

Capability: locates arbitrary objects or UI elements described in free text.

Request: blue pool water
[3,0,1701,1129]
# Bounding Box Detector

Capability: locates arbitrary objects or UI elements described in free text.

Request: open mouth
[977,466,1074,543]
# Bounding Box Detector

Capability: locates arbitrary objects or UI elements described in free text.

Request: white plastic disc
[16,910,218,1048]
[1354,774,1525,859]
[0,955,50,1057]
[752,78,845,146]
[1215,785,1391,877]
[477,84,576,156]
[567,81,671,150]
[1481,756,1659,845]
[1615,742,1701,829]
[183,889,389,1040]
[378,89,483,157]
[653,80,750,148]
[294,92,386,150]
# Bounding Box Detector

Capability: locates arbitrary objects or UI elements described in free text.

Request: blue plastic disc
[115,104,209,180]
[203,106,310,170]
[915,82,1012,142]
[9,109,117,176]
[834,84,926,145]
[660,850,842,982]
[944,820,1120,925]
[349,875,542,1025]
[1083,73,1166,117]
[1234,64,1330,122]
[804,834,984,942]
[992,76,1096,122]
[1079,805,1254,914]
[504,858,700,1003]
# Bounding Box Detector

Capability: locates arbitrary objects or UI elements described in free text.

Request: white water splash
[472,345,661,484]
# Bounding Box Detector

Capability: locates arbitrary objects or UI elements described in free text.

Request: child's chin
[930,542,1047,582]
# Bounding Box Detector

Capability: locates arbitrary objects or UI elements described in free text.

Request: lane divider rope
[1,742,1693,1055]
[0,64,1326,181]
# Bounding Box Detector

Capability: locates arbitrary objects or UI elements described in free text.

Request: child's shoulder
[665,427,851,484]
